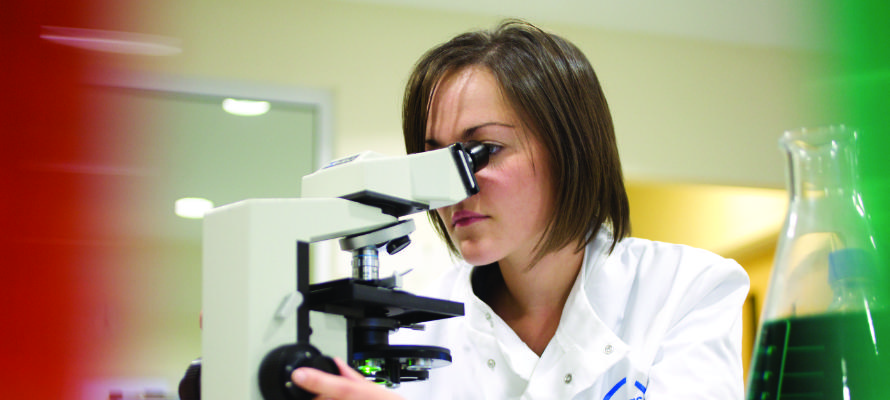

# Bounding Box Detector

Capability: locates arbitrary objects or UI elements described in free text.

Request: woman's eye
[484,143,503,156]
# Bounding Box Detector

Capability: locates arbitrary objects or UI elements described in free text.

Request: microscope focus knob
[386,235,411,255]
[178,358,202,400]
[258,343,338,400]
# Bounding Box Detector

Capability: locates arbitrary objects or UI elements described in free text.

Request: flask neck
[782,127,860,200]
[778,127,873,250]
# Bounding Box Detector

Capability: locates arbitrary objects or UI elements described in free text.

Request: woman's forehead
[425,67,516,140]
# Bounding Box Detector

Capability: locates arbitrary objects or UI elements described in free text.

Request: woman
[293,20,749,399]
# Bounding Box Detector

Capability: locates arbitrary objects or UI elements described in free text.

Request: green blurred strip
[831,0,890,313]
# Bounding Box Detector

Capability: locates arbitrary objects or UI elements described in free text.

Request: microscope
[179,142,490,400]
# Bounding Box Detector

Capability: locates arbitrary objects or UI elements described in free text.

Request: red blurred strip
[1,1,99,398]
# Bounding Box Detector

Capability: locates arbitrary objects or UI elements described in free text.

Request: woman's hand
[291,357,404,400]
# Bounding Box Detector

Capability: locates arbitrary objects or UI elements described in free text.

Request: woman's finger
[291,367,346,398]
[291,361,402,400]
[332,357,366,380]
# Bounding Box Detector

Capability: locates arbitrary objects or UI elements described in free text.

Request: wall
[113,0,826,187]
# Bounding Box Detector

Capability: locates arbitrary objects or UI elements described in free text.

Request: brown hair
[403,20,630,263]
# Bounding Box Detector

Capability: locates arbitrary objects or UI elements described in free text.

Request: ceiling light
[222,98,271,116]
[175,197,214,219]
[40,26,182,56]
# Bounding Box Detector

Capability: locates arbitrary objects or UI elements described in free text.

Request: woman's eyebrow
[425,122,515,148]
[465,122,514,138]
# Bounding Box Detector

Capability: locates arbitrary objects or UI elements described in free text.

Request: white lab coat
[391,230,750,399]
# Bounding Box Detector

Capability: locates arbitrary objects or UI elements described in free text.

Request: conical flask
[747,126,888,400]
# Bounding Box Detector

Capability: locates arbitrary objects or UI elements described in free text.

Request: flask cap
[828,248,875,283]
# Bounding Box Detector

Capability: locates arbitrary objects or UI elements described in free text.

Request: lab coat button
[487,359,496,369]
[564,373,573,384]
[604,344,613,354]
[485,312,492,320]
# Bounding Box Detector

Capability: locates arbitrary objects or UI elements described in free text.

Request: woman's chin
[458,249,500,267]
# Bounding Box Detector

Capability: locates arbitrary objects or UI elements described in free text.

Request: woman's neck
[484,245,584,356]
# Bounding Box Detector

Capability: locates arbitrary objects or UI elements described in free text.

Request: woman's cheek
[473,169,498,191]
[436,209,452,233]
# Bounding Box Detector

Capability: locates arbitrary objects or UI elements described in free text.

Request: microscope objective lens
[352,247,380,281]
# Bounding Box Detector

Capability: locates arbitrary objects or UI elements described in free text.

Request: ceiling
[340,0,828,50]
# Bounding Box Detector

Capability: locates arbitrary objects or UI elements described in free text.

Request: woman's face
[425,66,554,267]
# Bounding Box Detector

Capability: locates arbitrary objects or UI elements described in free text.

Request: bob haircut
[402,20,630,263]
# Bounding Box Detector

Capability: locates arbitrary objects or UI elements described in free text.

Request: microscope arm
[209,197,399,243]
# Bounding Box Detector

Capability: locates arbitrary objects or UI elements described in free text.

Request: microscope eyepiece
[462,141,490,173]
[446,141,490,197]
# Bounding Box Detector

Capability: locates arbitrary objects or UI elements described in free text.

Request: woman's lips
[451,210,487,228]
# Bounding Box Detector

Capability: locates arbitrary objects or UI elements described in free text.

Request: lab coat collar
[461,269,538,379]
[458,230,629,389]
[551,235,629,391]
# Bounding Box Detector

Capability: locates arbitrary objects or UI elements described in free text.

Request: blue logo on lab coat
[603,377,646,400]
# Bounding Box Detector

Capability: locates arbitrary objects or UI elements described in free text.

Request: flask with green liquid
[747,126,888,400]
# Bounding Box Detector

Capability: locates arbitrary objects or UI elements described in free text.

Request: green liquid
[747,311,890,400]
